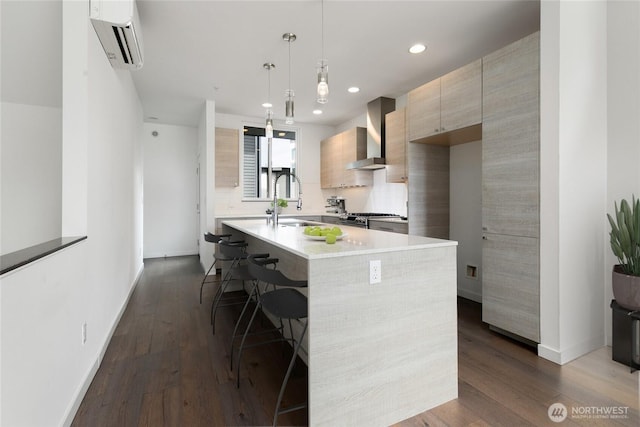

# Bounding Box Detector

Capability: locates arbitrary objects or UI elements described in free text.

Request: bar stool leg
[199,258,218,304]
[210,259,238,332]
[273,321,308,427]
[235,300,263,388]
[230,279,260,371]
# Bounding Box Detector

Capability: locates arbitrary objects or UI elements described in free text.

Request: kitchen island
[221,219,458,426]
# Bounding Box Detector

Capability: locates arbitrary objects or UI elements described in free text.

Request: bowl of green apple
[303,225,346,244]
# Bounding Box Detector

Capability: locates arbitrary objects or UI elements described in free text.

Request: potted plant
[272,198,288,213]
[607,196,640,311]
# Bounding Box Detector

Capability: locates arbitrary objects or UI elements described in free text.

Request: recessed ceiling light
[409,43,426,54]
[347,87,360,93]
[313,109,323,115]
[262,102,273,108]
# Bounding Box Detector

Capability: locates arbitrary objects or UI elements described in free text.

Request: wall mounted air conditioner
[90,0,144,70]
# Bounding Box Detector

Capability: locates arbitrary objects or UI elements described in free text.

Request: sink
[278,219,317,227]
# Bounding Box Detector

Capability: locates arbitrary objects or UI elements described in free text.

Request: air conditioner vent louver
[112,25,136,65]
[90,0,144,70]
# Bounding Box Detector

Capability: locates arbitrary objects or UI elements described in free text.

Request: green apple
[331,226,343,236]
[325,234,337,244]
[309,228,321,236]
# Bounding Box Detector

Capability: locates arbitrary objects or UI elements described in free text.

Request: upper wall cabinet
[215,127,239,188]
[408,79,441,142]
[408,59,482,145]
[320,127,372,189]
[385,108,407,183]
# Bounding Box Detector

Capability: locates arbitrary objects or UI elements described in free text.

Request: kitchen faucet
[271,172,302,226]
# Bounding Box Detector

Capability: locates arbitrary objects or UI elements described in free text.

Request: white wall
[1,103,62,254]
[539,0,608,364]
[198,101,214,271]
[143,122,198,258]
[1,1,144,425]
[213,113,335,217]
[0,0,62,254]
[337,170,408,216]
[450,140,482,302]
[606,0,640,345]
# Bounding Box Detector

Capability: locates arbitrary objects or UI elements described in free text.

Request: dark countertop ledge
[1,236,87,276]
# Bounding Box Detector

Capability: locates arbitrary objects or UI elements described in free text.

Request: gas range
[338,212,402,228]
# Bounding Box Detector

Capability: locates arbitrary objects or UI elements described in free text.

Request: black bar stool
[209,239,249,334]
[199,232,233,304]
[237,254,308,426]
[229,253,280,371]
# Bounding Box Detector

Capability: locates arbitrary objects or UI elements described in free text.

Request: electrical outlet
[369,260,381,284]
[82,322,87,345]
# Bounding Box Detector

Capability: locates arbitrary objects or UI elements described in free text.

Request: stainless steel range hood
[347,97,396,170]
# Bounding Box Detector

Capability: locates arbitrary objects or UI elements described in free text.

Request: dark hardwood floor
[72,256,639,426]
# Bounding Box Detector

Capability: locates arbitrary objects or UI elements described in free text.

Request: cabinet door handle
[482,235,487,240]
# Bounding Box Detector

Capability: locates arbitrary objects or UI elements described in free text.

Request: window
[243,126,297,200]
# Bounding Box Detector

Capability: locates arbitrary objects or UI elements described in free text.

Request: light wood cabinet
[482,233,539,342]
[481,32,540,344]
[320,133,341,189]
[408,78,441,142]
[441,59,483,132]
[482,34,539,238]
[408,59,482,144]
[215,127,239,188]
[407,143,450,239]
[320,127,372,189]
[385,108,407,183]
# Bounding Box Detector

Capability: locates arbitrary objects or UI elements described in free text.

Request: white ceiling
[133,0,540,127]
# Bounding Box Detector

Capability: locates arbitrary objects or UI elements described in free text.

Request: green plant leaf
[608,196,640,276]
[607,214,619,236]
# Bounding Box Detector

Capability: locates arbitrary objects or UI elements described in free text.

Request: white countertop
[215,213,339,220]
[222,219,456,260]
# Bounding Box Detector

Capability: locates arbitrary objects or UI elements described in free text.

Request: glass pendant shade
[285,89,295,124]
[283,33,296,125]
[265,110,274,138]
[317,61,329,104]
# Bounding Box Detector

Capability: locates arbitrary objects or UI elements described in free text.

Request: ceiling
[133,0,540,128]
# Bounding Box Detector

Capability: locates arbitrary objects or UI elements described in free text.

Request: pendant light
[263,63,275,138]
[283,32,296,124]
[316,0,329,104]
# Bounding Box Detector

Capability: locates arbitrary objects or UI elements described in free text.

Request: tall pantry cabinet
[481,32,540,343]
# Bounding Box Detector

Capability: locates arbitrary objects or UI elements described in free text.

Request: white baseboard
[538,333,605,365]
[62,262,144,427]
[143,249,198,259]
[457,288,482,303]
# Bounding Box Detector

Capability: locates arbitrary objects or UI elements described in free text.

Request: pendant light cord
[288,38,292,90]
[268,66,271,103]
[321,0,324,61]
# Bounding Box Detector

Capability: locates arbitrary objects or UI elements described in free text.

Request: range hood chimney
[347,97,396,170]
